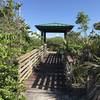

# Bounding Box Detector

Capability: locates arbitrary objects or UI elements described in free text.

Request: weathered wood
[18,46,44,81]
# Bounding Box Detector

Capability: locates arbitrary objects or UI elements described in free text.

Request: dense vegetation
[64,12,100,86]
[47,37,64,51]
[0,0,100,99]
[0,0,41,99]
[65,31,100,85]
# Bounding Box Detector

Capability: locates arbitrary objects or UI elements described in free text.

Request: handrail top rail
[17,46,43,61]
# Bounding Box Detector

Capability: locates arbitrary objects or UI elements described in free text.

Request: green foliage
[65,31,84,55]
[15,18,41,54]
[90,34,100,56]
[64,30,100,85]
[0,0,41,99]
[47,37,64,51]
[76,11,89,36]
[0,34,25,100]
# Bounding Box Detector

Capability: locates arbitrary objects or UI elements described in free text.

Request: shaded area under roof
[35,23,74,33]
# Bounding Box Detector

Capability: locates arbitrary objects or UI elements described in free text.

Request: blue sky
[16,0,100,37]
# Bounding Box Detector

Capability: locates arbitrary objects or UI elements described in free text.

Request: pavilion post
[41,31,44,44]
[43,32,47,56]
[40,31,44,62]
[64,32,67,40]
[43,32,46,43]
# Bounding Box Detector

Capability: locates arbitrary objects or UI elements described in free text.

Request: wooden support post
[64,32,67,40]
[44,32,48,58]
[41,31,44,43]
[44,32,46,43]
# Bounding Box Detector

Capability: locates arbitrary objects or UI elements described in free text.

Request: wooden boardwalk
[24,53,67,91]
[24,53,86,100]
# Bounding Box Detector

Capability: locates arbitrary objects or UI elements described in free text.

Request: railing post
[40,45,45,63]
[43,44,47,57]
[38,47,41,63]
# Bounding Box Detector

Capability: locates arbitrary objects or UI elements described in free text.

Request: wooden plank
[19,48,40,61]
[19,56,39,77]
[19,64,30,78]
[18,49,38,63]
[20,69,32,81]
[19,61,30,73]
[19,61,33,80]
[19,52,39,68]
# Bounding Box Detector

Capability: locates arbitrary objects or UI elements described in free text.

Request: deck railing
[17,46,44,81]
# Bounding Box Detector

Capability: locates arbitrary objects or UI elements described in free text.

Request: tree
[64,31,84,55]
[0,0,31,99]
[76,11,89,37]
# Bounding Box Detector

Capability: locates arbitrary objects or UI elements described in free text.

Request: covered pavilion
[35,23,74,43]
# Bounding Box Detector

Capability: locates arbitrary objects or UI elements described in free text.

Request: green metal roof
[37,23,72,26]
[35,23,74,33]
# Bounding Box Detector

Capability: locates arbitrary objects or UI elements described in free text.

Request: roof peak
[36,23,73,27]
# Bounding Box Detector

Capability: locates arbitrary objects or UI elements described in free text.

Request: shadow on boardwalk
[32,53,68,92]
[24,53,86,100]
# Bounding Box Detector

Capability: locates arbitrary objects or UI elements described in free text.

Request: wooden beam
[44,32,46,43]
[41,31,44,43]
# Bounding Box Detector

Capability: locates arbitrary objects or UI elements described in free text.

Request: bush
[47,37,64,51]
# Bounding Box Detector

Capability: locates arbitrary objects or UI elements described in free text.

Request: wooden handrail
[17,46,44,81]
